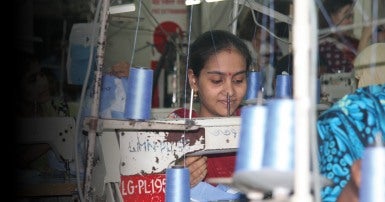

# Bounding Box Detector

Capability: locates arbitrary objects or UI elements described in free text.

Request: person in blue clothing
[317,83,385,202]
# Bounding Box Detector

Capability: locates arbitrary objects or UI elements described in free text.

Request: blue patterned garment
[317,83,385,202]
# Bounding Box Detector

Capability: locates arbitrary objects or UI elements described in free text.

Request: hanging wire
[184,5,195,119]
[316,0,360,39]
[140,1,185,56]
[129,0,143,66]
[318,18,385,36]
[264,0,277,66]
[317,0,361,57]
[177,4,197,166]
[227,2,246,31]
[245,0,291,44]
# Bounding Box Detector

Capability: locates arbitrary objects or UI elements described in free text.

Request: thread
[124,67,153,120]
[359,136,385,202]
[275,74,293,98]
[246,71,263,100]
[263,99,295,171]
[189,88,193,119]
[235,105,268,172]
[165,165,190,202]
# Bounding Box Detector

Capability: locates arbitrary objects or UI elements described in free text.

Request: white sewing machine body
[320,72,357,103]
[16,117,78,198]
[83,116,241,199]
[17,117,76,163]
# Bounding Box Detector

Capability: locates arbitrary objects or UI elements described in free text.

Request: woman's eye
[211,79,223,84]
[233,79,245,84]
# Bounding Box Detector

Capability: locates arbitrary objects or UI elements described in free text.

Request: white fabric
[354,43,385,88]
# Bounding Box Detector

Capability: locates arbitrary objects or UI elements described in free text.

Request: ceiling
[32,0,92,20]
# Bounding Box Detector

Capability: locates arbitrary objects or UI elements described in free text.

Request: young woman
[317,83,385,202]
[16,51,69,117]
[169,29,252,201]
[318,0,359,73]
[16,50,70,176]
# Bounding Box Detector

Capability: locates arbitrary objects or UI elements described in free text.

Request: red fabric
[169,107,241,179]
[205,153,236,179]
[169,108,199,118]
[319,35,359,73]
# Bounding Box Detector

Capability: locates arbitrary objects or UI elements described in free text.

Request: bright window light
[205,0,226,2]
[185,0,201,5]
[109,3,135,14]
[185,0,226,5]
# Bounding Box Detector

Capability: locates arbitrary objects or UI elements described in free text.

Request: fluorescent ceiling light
[109,3,136,14]
[185,0,226,5]
[185,0,201,5]
[205,0,226,2]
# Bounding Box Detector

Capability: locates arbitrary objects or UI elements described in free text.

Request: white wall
[104,0,155,70]
[103,0,235,71]
[103,0,385,71]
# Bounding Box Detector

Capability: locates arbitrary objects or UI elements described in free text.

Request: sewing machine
[84,116,241,201]
[320,72,357,103]
[16,117,77,198]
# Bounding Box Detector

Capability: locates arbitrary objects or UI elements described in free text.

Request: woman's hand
[358,25,374,52]
[177,156,207,187]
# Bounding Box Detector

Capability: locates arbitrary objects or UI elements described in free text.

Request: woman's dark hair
[318,0,354,29]
[188,30,252,77]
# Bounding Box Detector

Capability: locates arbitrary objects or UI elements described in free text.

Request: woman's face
[189,48,247,117]
[331,4,354,34]
[253,30,274,68]
[21,63,50,103]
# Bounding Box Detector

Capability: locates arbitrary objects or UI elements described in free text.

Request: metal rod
[292,0,315,201]
[231,0,239,34]
[84,0,110,200]
[227,93,230,117]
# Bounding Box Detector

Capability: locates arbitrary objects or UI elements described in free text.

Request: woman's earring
[193,89,199,102]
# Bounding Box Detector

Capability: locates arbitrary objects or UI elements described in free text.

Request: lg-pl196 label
[121,174,166,202]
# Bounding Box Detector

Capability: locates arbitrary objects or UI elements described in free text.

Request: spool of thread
[165,165,190,202]
[246,71,263,100]
[275,74,292,98]
[235,105,268,172]
[124,67,153,120]
[359,138,385,202]
[263,99,295,171]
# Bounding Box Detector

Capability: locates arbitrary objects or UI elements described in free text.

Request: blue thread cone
[166,165,190,202]
[236,105,268,172]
